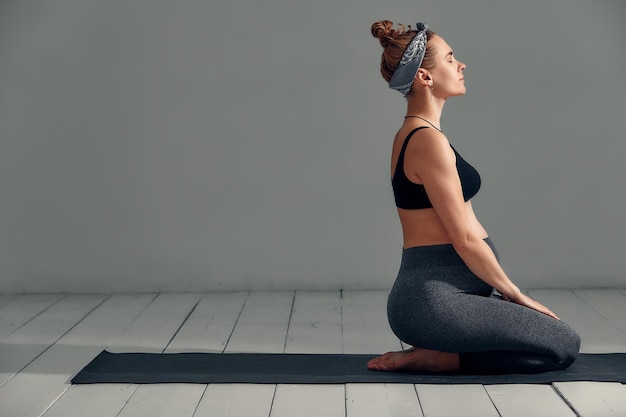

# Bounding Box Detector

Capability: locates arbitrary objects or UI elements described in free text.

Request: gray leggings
[387,238,581,374]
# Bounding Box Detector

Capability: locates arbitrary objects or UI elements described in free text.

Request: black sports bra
[392,126,481,210]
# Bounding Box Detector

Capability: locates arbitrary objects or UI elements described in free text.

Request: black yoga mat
[71,351,626,385]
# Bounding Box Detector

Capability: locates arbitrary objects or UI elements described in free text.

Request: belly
[398,201,487,248]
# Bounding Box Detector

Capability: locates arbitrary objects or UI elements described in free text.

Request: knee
[557,327,581,369]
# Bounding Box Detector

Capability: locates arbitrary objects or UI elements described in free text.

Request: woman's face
[427,35,467,98]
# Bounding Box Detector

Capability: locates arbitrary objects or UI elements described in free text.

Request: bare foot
[367,347,459,373]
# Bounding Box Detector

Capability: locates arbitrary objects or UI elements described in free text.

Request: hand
[503,292,561,321]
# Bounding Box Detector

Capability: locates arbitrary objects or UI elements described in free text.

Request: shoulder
[402,126,453,162]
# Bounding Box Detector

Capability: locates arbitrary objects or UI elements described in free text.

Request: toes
[367,355,392,371]
[368,363,388,371]
[367,351,404,371]
[367,362,379,370]
[367,357,381,369]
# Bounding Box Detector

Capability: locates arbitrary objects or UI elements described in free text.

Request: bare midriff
[398,201,488,249]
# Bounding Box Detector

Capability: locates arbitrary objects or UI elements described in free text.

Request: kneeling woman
[367,21,580,374]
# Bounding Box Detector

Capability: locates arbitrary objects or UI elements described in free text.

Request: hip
[391,237,499,296]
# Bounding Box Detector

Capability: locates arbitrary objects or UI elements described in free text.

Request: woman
[367,21,581,374]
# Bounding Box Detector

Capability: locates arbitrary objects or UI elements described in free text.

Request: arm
[407,130,559,319]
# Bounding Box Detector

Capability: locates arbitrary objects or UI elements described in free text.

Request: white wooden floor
[0,289,625,417]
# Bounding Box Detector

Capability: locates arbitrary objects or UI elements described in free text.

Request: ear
[414,69,432,87]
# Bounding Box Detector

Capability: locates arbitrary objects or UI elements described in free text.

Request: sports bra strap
[395,126,430,176]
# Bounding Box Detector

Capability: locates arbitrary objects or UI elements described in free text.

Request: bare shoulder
[402,126,454,165]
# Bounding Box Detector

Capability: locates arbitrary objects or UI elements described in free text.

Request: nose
[459,61,466,72]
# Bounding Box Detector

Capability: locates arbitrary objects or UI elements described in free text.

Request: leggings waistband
[401,238,496,268]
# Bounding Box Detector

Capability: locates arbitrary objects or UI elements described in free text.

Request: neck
[405,90,446,127]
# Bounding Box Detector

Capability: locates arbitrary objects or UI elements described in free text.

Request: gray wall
[1,0,625,293]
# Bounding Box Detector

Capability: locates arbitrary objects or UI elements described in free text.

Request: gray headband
[388,22,428,97]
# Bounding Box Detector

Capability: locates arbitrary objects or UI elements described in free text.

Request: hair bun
[371,20,407,48]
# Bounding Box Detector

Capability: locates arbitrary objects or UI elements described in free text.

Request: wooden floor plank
[0,294,154,417]
[0,290,624,417]
[270,385,345,417]
[341,290,401,354]
[196,292,294,417]
[269,291,346,417]
[193,292,294,417]
[0,294,20,309]
[0,294,63,342]
[527,289,626,353]
[41,384,138,417]
[109,293,202,353]
[225,291,294,353]
[485,384,577,417]
[165,292,248,353]
[0,295,107,387]
[573,289,626,340]
[346,384,424,417]
[193,384,275,417]
[416,384,499,417]
[104,293,208,417]
[284,291,342,353]
[116,384,205,417]
[554,381,626,417]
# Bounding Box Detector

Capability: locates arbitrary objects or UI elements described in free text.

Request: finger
[526,301,561,321]
[537,303,560,320]
[540,307,560,321]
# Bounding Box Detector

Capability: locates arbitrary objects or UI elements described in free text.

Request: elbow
[450,233,481,255]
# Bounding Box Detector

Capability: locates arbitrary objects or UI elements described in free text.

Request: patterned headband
[388,22,429,97]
